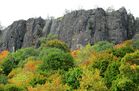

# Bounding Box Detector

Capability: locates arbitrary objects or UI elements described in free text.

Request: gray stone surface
[43,7,137,49]
[0,17,45,51]
[0,20,26,51]
[22,17,45,48]
[0,7,138,51]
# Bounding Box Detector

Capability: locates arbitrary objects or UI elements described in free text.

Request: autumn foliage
[0,50,9,61]
[0,39,139,90]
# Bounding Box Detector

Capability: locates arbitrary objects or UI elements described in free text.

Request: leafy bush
[120,51,139,84]
[132,39,139,49]
[45,39,70,52]
[0,50,9,62]
[111,78,137,91]
[39,34,58,46]
[112,46,134,57]
[13,47,39,67]
[8,68,22,78]
[39,48,74,71]
[121,50,139,65]
[1,48,38,75]
[104,61,120,88]
[63,68,82,89]
[28,72,70,91]
[8,72,34,87]
[78,69,108,91]
[91,52,114,76]
[114,40,133,49]
[0,74,7,84]
[29,76,46,87]
[76,44,93,64]
[0,84,4,91]
[93,59,109,77]
[92,41,114,52]
[119,63,139,84]
[1,54,16,75]
[39,48,63,59]
[23,58,42,73]
[4,84,26,91]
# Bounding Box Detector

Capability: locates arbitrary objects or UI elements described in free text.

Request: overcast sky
[0,0,138,27]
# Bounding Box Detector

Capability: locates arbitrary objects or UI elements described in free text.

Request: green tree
[92,41,114,52]
[111,77,137,91]
[39,48,74,72]
[39,34,58,47]
[1,47,38,75]
[104,62,120,88]
[63,68,82,89]
[45,39,70,52]
[112,46,134,58]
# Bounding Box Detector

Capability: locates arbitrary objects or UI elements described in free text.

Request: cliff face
[43,7,136,49]
[0,7,138,51]
[0,20,26,51]
[0,18,45,51]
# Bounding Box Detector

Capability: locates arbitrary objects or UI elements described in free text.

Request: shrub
[39,34,58,45]
[28,72,70,91]
[8,68,22,78]
[39,48,74,71]
[112,46,134,58]
[8,72,34,87]
[121,50,139,65]
[1,48,38,75]
[23,57,42,72]
[119,63,139,84]
[63,68,82,89]
[29,75,46,87]
[93,59,109,77]
[92,41,114,52]
[0,74,7,84]
[0,84,4,91]
[91,52,114,76]
[132,39,139,49]
[4,84,26,91]
[111,78,137,91]
[13,47,39,67]
[114,40,133,49]
[76,44,93,64]
[116,50,139,86]
[1,54,16,75]
[45,39,70,52]
[104,61,120,88]
[39,48,63,60]
[0,50,9,62]
[0,66,2,74]
[78,69,108,91]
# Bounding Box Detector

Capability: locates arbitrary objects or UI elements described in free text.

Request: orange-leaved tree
[0,50,9,62]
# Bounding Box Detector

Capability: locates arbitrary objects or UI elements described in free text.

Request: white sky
[0,0,138,27]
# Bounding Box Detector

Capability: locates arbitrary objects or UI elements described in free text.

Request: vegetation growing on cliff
[0,39,139,91]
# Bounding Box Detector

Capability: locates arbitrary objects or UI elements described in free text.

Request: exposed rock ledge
[0,7,139,51]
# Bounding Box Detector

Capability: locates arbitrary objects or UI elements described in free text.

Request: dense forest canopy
[0,38,139,91]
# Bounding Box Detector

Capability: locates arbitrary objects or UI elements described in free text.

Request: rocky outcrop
[0,7,138,51]
[132,18,139,40]
[22,18,45,48]
[0,20,26,51]
[43,7,136,49]
[0,17,45,51]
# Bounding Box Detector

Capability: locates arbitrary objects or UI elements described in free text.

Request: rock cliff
[0,7,138,51]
